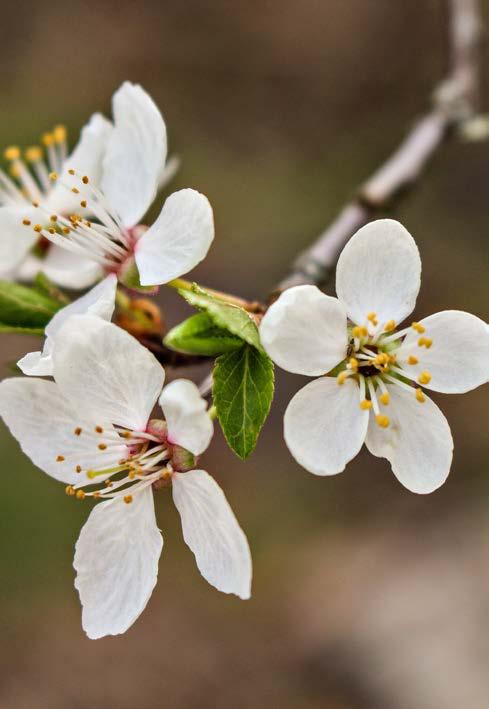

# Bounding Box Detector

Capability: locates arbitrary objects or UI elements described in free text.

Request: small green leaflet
[213,344,274,459]
[164,312,243,356]
[0,280,62,332]
[178,285,263,352]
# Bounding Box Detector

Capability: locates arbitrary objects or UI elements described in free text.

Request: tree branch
[273,0,484,296]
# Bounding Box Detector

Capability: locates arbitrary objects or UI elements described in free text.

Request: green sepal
[0,280,62,331]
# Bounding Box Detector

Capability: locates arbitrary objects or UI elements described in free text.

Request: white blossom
[0,115,111,288]
[17,274,117,377]
[19,82,214,289]
[0,315,251,638]
[260,219,489,494]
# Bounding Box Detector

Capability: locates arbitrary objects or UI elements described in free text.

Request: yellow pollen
[379,392,390,405]
[48,227,55,234]
[352,326,368,338]
[33,224,42,233]
[53,124,67,143]
[418,371,432,385]
[82,175,89,184]
[50,215,58,222]
[121,431,132,439]
[337,371,348,385]
[367,312,378,326]
[104,480,113,488]
[348,357,359,371]
[418,337,433,349]
[74,427,82,436]
[71,187,79,194]
[25,146,43,162]
[407,355,418,365]
[22,218,31,226]
[98,443,107,451]
[411,322,426,334]
[62,227,70,234]
[76,490,86,500]
[56,455,65,462]
[65,485,75,496]
[375,414,390,428]
[49,172,58,181]
[75,465,82,473]
[68,168,75,175]
[415,388,426,403]
[124,495,133,505]
[95,426,103,433]
[4,145,20,161]
[80,200,87,208]
[360,399,373,410]
[128,471,137,480]
[42,132,55,147]
[384,319,396,332]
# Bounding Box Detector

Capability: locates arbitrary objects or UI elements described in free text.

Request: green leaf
[178,285,263,351]
[213,344,274,459]
[0,323,44,336]
[0,280,62,330]
[164,312,243,356]
[33,272,70,305]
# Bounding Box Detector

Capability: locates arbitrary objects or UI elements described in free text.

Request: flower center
[61,419,195,504]
[334,314,434,428]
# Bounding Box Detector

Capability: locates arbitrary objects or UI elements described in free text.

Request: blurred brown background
[1,1,489,707]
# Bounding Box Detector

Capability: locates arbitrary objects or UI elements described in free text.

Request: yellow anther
[50,215,58,222]
[65,485,75,496]
[49,172,58,182]
[367,312,378,326]
[418,337,433,349]
[56,455,65,462]
[124,495,133,505]
[128,471,136,480]
[75,465,82,473]
[32,201,39,207]
[348,357,359,372]
[71,187,79,194]
[62,227,70,234]
[25,146,43,162]
[22,218,31,226]
[379,392,390,405]
[352,325,368,338]
[48,227,55,234]
[53,124,67,143]
[76,490,86,500]
[407,355,418,365]
[411,322,426,334]
[9,164,20,178]
[80,200,87,208]
[95,425,103,433]
[104,480,113,488]
[162,471,172,481]
[375,414,390,428]
[82,175,89,184]
[384,319,396,332]
[33,224,43,233]
[93,492,102,500]
[121,431,132,439]
[98,443,107,451]
[42,132,55,147]
[360,399,373,410]
[418,371,431,385]
[337,371,348,385]
[4,145,20,161]
[415,388,426,403]
[74,427,82,436]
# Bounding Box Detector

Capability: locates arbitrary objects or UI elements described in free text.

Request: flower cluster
[0,82,488,639]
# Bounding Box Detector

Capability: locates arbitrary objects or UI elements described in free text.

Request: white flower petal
[396,310,489,393]
[53,315,165,430]
[45,113,113,215]
[74,487,163,639]
[159,379,213,456]
[284,376,368,476]
[365,385,453,494]
[40,246,103,290]
[101,82,167,228]
[260,285,347,376]
[0,377,128,485]
[336,219,421,326]
[172,470,252,599]
[18,275,117,378]
[0,206,38,275]
[135,189,214,286]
